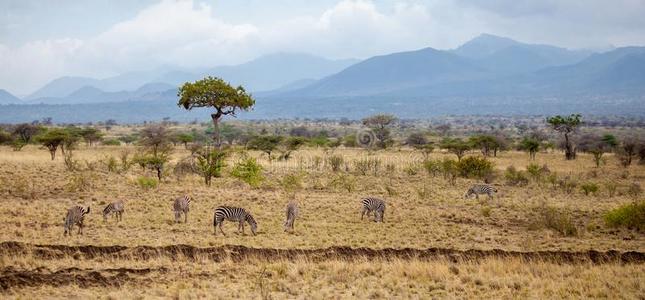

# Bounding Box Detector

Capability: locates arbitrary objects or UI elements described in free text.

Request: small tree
[178,76,255,148]
[546,114,582,160]
[37,129,68,160]
[138,125,173,181]
[617,138,639,168]
[469,135,498,157]
[278,137,307,161]
[247,135,283,160]
[176,133,194,148]
[441,138,471,161]
[578,134,613,168]
[194,147,227,186]
[519,137,540,160]
[13,123,41,145]
[80,127,103,146]
[362,114,397,149]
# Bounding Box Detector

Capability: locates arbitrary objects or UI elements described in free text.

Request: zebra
[361,197,385,223]
[284,201,299,232]
[213,206,257,236]
[102,201,124,222]
[464,184,498,200]
[173,195,191,223]
[63,206,90,236]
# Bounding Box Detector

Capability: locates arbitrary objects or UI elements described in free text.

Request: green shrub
[353,157,380,176]
[404,164,420,176]
[102,139,121,146]
[231,157,264,188]
[330,173,356,193]
[604,181,618,197]
[531,206,578,236]
[280,173,303,194]
[104,155,118,173]
[457,156,494,179]
[604,201,645,231]
[558,176,578,194]
[327,155,344,172]
[504,166,528,186]
[441,158,458,185]
[526,163,541,181]
[580,182,599,196]
[136,176,158,190]
[423,159,441,177]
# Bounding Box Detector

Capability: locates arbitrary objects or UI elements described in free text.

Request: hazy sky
[1,0,644,95]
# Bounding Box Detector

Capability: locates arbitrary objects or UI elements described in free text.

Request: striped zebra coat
[464,184,497,200]
[361,197,385,223]
[213,206,257,236]
[284,201,299,232]
[64,206,90,236]
[173,195,191,223]
[103,201,124,222]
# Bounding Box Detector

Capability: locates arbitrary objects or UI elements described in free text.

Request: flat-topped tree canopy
[178,76,255,147]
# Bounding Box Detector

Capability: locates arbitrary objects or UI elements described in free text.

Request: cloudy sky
[1,0,644,95]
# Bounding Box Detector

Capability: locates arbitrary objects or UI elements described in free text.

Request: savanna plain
[0,120,643,299]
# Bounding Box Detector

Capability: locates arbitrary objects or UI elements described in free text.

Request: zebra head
[247,215,257,236]
[464,189,473,199]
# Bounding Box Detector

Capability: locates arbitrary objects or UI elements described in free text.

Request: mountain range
[1,34,644,122]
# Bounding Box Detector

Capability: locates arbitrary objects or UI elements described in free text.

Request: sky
[1,0,644,96]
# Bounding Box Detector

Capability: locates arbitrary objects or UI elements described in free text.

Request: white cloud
[1,0,644,95]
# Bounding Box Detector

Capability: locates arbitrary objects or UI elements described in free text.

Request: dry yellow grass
[0,141,643,298]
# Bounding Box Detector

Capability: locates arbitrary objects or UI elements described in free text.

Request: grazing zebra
[361,197,385,223]
[464,184,498,200]
[213,206,257,236]
[284,201,299,232]
[102,201,124,222]
[173,195,191,223]
[63,206,90,236]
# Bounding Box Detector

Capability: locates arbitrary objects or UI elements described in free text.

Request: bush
[329,173,356,193]
[627,182,642,199]
[280,173,303,194]
[136,176,158,190]
[604,181,618,197]
[423,159,441,177]
[456,156,494,180]
[231,157,264,188]
[327,155,344,172]
[404,164,420,176]
[580,182,599,196]
[66,172,95,192]
[530,206,578,236]
[604,201,645,231]
[353,157,380,176]
[102,139,121,146]
[504,166,529,186]
[558,176,578,194]
[103,155,118,173]
[441,158,458,185]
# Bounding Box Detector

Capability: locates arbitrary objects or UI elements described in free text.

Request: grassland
[0,139,643,298]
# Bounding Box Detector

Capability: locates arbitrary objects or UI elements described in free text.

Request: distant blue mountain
[26,53,358,102]
[0,89,21,104]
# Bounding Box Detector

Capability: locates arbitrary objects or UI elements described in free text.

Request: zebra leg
[78,222,83,235]
[219,222,226,236]
[184,211,188,223]
[240,221,246,235]
[361,208,366,220]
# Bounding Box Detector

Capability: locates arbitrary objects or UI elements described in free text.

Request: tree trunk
[564,132,576,160]
[211,111,222,148]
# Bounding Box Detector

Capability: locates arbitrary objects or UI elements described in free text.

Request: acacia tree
[546,114,582,160]
[178,77,255,148]
[13,123,41,146]
[441,138,471,161]
[37,129,68,160]
[362,114,397,149]
[519,137,540,160]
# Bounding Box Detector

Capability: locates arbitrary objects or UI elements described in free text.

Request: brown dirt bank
[1,241,643,264]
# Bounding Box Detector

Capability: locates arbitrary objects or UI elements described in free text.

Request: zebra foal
[464,184,497,200]
[284,201,299,232]
[63,206,90,236]
[103,200,124,222]
[173,195,191,223]
[361,197,385,223]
